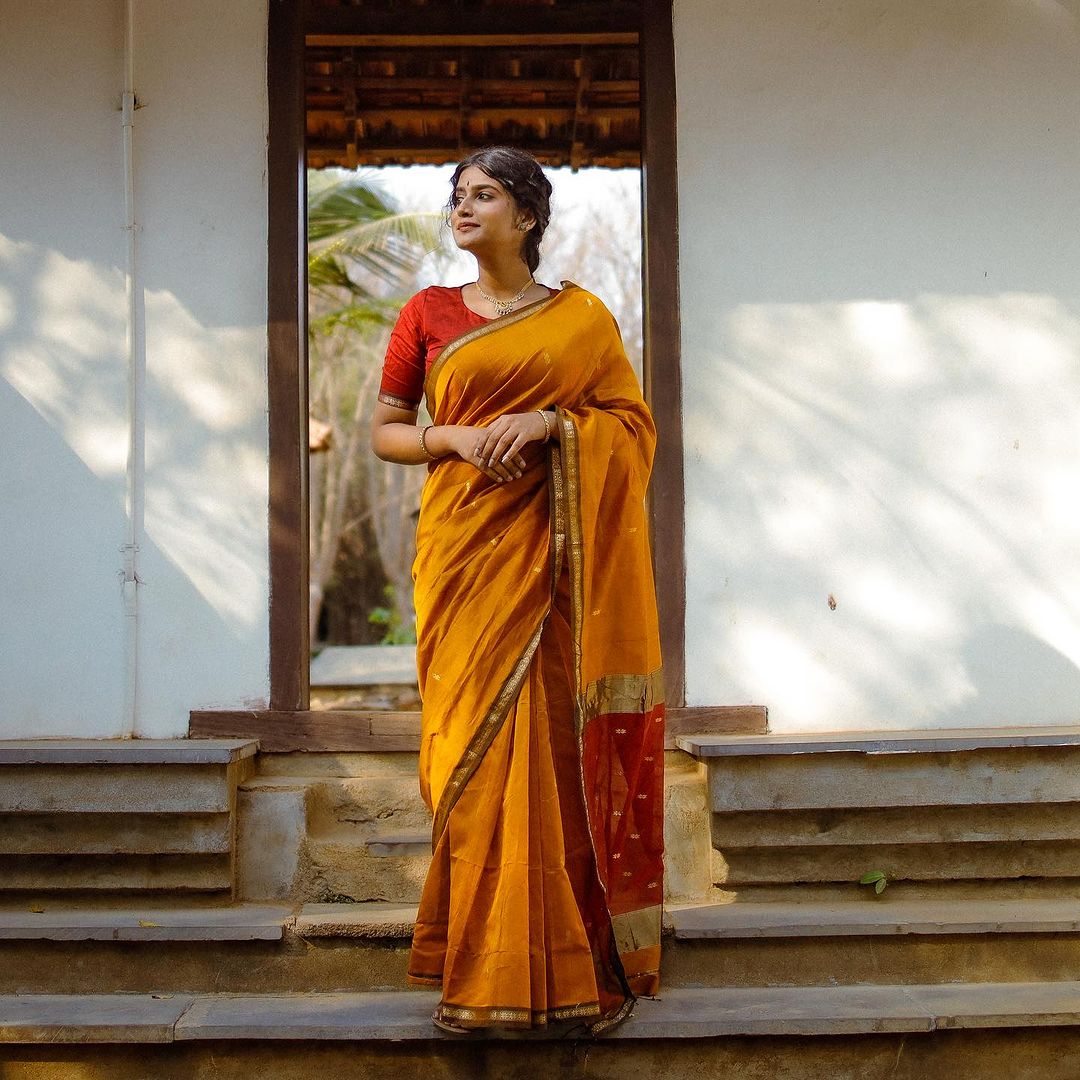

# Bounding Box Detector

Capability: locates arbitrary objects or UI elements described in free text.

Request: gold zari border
[583,670,665,720]
[436,999,602,1028]
[423,287,565,416]
[430,618,546,847]
[377,390,419,411]
[611,904,663,955]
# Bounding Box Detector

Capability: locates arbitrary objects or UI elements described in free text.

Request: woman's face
[449,165,532,259]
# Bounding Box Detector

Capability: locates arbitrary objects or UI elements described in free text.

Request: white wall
[675,0,1080,730]
[0,0,270,737]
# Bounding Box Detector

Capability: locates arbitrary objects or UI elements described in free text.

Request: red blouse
[377,284,554,411]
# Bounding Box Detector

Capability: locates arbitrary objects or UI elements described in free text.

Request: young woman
[371,146,665,1035]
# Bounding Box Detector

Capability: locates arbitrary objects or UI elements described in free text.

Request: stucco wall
[675,0,1080,730]
[0,0,270,736]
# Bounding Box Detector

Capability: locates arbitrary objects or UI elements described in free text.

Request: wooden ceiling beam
[306,144,640,165]
[306,33,638,48]
[305,6,641,39]
[309,106,638,122]
[304,76,639,95]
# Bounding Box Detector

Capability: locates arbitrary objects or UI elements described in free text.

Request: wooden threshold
[189,707,766,753]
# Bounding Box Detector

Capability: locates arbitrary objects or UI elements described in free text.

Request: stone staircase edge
[0,739,260,766]
[5,983,1080,1043]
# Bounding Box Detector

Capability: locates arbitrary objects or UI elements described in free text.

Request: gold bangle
[418,424,436,461]
[536,409,552,443]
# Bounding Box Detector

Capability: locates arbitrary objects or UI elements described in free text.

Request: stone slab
[0,853,232,892]
[4,983,1080,1043]
[0,811,233,856]
[0,766,233,813]
[0,982,1061,1043]
[0,904,294,941]
[301,839,429,904]
[710,803,1080,849]
[291,902,418,939]
[0,993,194,1043]
[665,899,1080,940]
[704,751,1080,812]
[310,646,417,687]
[711,838,1080,885]
[0,740,258,765]
[678,725,1080,758]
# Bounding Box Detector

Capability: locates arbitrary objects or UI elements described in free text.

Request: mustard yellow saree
[407,281,665,1033]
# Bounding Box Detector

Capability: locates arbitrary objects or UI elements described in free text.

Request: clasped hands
[454,410,551,483]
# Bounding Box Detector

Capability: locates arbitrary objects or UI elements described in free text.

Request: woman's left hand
[472,411,550,472]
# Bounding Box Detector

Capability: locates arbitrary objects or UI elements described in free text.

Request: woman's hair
[447,146,553,274]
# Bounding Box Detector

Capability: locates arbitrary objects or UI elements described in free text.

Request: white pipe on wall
[119,0,145,737]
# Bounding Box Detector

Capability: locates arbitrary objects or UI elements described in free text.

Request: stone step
[0,740,256,900]
[0,812,232,855]
[247,753,421,780]
[665,898,1080,938]
[303,776,431,834]
[680,728,1080,897]
[9,898,1080,996]
[679,728,1080,812]
[0,764,240,814]
[711,802,1080,848]
[709,838,1080,886]
[0,902,293,941]
[291,901,418,939]
[0,853,233,892]
[0,740,258,766]
[299,838,429,903]
[7,982,1080,1043]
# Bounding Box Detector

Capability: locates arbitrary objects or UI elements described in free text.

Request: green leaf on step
[137,919,160,928]
[874,877,887,894]
[859,871,886,884]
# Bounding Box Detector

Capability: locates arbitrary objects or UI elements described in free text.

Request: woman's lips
[456,223,478,231]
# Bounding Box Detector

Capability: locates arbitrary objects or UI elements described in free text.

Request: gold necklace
[476,276,534,317]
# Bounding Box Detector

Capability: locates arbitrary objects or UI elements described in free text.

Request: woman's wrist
[421,424,453,459]
[539,408,560,443]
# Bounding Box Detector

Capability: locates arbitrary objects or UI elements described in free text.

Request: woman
[371,146,665,1035]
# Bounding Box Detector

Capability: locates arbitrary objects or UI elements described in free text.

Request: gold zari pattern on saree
[429,617,547,848]
[611,903,663,954]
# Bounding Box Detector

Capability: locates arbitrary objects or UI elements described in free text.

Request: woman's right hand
[429,425,527,483]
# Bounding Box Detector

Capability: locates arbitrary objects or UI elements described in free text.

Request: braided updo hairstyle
[447,146,553,274]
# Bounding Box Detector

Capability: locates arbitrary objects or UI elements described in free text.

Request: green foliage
[859,869,888,895]
[368,585,417,645]
[307,172,444,324]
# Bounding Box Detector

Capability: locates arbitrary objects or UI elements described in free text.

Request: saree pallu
[407,282,665,1033]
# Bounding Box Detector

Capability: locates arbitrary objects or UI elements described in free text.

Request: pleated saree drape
[406,282,665,1033]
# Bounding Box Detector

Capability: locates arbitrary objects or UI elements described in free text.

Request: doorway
[194,0,686,749]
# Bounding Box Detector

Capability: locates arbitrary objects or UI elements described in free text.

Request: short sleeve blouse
[377,284,553,410]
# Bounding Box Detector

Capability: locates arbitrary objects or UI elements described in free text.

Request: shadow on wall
[683,292,1080,730]
[0,232,269,736]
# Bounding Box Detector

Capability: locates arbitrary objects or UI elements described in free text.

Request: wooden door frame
[190,0,768,746]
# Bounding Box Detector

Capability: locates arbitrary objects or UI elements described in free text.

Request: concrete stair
[0,740,257,897]
[8,982,1080,1042]
[235,752,434,904]
[678,726,1080,899]
[236,746,717,907]
[7,991,1080,1079]
[10,730,1080,1073]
